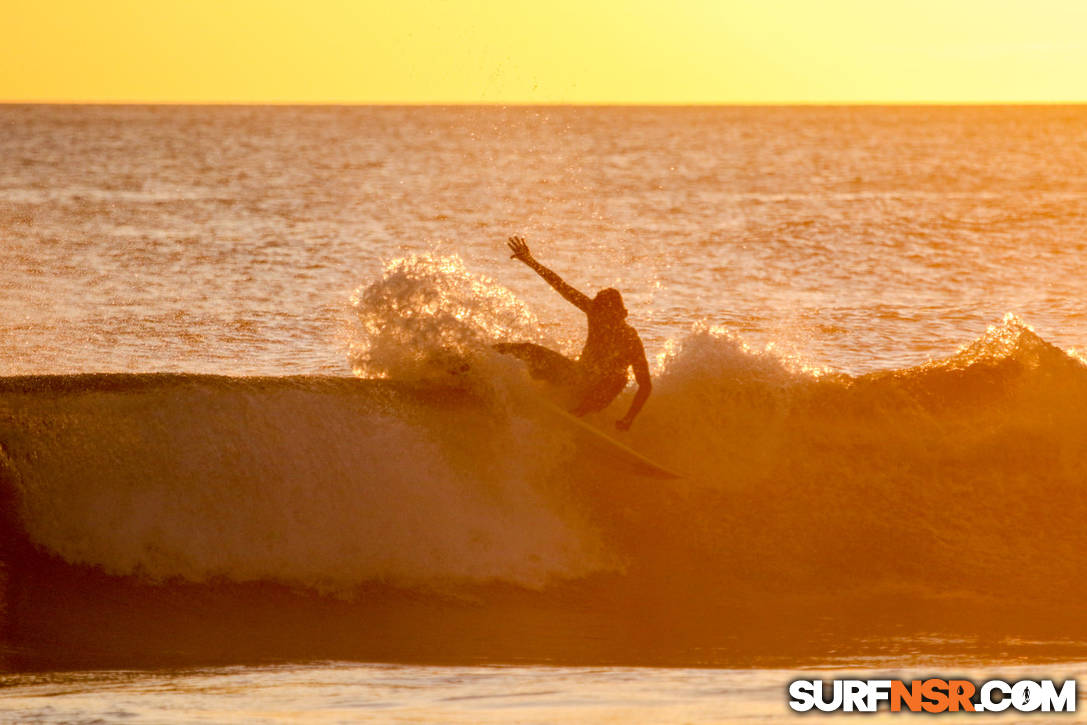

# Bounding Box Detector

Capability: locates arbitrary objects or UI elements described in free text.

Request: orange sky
[3,0,1087,103]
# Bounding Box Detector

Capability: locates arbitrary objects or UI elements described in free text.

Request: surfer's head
[592,288,627,320]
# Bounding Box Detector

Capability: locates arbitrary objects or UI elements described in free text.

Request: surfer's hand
[615,416,633,431]
[507,236,534,263]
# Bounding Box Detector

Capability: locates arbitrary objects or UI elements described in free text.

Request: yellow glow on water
[3,0,1087,103]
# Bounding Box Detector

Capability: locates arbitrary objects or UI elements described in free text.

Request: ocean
[2,104,1087,721]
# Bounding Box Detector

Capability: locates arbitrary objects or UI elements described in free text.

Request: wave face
[4,256,1087,665]
[0,375,612,593]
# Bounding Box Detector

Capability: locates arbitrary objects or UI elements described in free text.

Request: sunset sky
[3,0,1087,104]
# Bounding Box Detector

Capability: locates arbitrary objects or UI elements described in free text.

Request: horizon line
[4,100,1087,108]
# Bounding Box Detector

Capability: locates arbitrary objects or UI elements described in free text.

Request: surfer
[496,236,652,430]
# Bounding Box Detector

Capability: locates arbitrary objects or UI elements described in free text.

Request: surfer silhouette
[496,236,652,430]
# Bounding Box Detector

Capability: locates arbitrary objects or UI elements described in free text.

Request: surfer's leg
[571,373,629,416]
[493,342,579,386]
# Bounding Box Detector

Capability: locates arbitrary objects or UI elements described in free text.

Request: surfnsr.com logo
[788,678,1076,713]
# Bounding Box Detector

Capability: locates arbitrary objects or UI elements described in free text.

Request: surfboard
[539,401,682,479]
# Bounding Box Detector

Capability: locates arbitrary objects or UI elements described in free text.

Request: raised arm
[507,236,592,312]
[616,334,652,431]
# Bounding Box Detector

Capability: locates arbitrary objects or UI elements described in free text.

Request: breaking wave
[4,255,1087,665]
